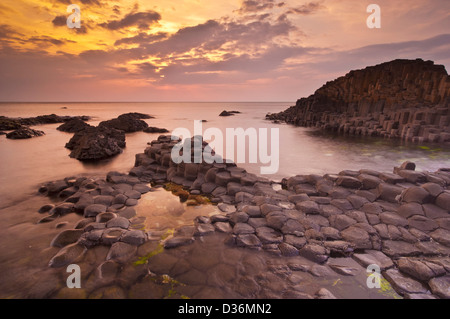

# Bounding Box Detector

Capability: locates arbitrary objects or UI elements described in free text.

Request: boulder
[99,113,149,132]
[66,126,126,161]
[57,118,92,133]
[6,127,45,139]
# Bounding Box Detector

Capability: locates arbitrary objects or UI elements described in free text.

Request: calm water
[0,102,447,299]
[0,102,449,207]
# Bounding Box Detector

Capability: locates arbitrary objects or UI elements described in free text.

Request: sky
[0,0,449,102]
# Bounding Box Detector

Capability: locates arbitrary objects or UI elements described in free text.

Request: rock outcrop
[99,113,149,133]
[57,118,93,133]
[267,59,450,144]
[65,126,126,161]
[6,127,45,139]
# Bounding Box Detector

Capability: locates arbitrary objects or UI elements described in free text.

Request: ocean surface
[0,102,449,299]
[0,102,449,207]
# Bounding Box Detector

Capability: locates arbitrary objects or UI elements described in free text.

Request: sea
[0,102,449,299]
[0,102,449,208]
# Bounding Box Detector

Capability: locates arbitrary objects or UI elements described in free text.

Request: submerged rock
[99,113,148,133]
[6,127,45,139]
[65,126,126,161]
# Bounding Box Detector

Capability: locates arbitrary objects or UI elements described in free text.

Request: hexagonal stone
[50,203,75,216]
[329,214,357,231]
[194,223,215,236]
[330,199,353,211]
[48,243,86,268]
[381,240,421,258]
[214,222,232,233]
[96,212,117,223]
[121,230,146,245]
[423,203,448,219]
[340,226,371,249]
[397,202,425,219]
[397,258,436,281]
[94,195,114,206]
[380,212,408,227]
[299,244,329,263]
[106,217,130,229]
[327,257,364,276]
[428,276,450,299]
[435,192,450,211]
[233,223,255,235]
[278,243,299,256]
[408,215,439,232]
[106,242,137,264]
[401,186,431,204]
[295,201,320,214]
[256,226,283,244]
[353,250,394,270]
[236,234,262,248]
[336,176,362,189]
[383,269,428,295]
[163,236,194,249]
[102,228,126,245]
[377,183,403,203]
[124,190,141,200]
[430,228,450,246]
[50,229,84,248]
[84,204,107,217]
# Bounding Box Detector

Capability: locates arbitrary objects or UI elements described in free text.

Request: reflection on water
[136,188,221,230]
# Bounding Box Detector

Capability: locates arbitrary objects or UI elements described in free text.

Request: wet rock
[121,230,146,245]
[38,204,54,214]
[50,202,75,216]
[57,118,92,133]
[125,198,138,206]
[164,236,194,249]
[74,194,95,212]
[408,215,439,232]
[380,212,408,227]
[95,212,117,223]
[194,223,215,236]
[84,204,107,217]
[400,161,416,171]
[421,183,444,198]
[428,276,450,299]
[397,202,425,218]
[99,113,148,133]
[340,226,371,249]
[116,207,137,219]
[382,240,421,257]
[278,243,299,256]
[106,242,137,264]
[214,222,233,233]
[299,244,329,263]
[233,223,255,235]
[383,269,428,295]
[400,186,431,204]
[296,201,320,214]
[377,183,403,203]
[397,258,436,281]
[236,234,262,248]
[353,250,394,270]
[404,293,437,299]
[124,190,141,200]
[358,174,382,189]
[330,199,353,211]
[336,176,362,189]
[379,173,405,184]
[229,211,249,225]
[435,192,450,211]
[66,126,126,161]
[51,229,83,248]
[101,228,126,245]
[316,288,337,299]
[6,127,45,139]
[329,214,357,231]
[257,227,284,244]
[48,243,86,268]
[397,170,427,184]
[423,203,448,219]
[430,229,450,246]
[94,195,114,206]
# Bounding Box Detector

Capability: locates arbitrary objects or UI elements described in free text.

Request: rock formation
[6,127,45,139]
[65,126,126,161]
[99,113,149,133]
[267,59,450,144]
[57,118,93,133]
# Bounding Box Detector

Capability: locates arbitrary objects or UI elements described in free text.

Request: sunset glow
[0,0,449,101]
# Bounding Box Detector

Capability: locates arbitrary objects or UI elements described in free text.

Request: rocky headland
[36,135,450,299]
[267,59,450,145]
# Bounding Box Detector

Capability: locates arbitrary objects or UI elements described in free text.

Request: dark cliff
[267,59,450,144]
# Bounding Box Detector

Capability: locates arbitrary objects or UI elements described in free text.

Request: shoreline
[10,134,448,299]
